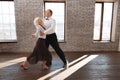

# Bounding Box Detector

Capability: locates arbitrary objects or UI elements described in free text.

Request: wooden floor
[0,52,120,80]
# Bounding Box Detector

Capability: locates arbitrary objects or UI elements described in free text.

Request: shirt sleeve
[34,26,39,37]
[39,26,45,32]
[44,19,56,34]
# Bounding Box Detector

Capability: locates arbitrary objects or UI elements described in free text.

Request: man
[40,9,68,68]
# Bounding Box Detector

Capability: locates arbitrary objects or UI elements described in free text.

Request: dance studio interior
[0,0,120,80]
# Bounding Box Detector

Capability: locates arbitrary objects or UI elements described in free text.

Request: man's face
[45,10,51,17]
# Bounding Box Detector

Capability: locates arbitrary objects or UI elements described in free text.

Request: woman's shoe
[43,65,49,70]
[20,64,28,70]
[41,63,49,70]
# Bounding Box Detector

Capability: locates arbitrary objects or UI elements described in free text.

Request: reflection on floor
[0,52,120,80]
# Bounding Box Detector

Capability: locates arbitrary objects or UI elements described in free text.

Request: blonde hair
[34,17,40,26]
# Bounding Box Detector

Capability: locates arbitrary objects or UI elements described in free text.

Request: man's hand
[32,34,36,38]
[40,31,45,36]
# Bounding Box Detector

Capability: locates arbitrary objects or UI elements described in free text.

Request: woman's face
[38,18,42,24]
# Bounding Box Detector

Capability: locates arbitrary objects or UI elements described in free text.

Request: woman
[20,17,51,70]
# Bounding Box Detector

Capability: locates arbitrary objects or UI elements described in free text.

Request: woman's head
[34,17,42,26]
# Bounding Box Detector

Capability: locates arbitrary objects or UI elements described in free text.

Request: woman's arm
[32,26,40,38]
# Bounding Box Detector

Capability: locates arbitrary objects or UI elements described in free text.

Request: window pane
[0,2,2,14]
[10,15,15,23]
[45,2,65,41]
[102,3,113,40]
[0,1,17,42]
[10,23,16,30]
[0,24,4,39]
[9,2,15,14]
[4,29,11,36]
[1,2,9,14]
[12,36,17,40]
[93,3,102,40]
[0,15,2,23]
[3,15,10,24]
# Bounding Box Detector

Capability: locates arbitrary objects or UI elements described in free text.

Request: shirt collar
[45,17,52,20]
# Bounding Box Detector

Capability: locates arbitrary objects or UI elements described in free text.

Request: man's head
[45,9,53,18]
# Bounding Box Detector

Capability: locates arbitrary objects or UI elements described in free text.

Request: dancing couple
[20,9,68,70]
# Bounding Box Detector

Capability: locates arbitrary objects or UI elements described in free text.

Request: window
[44,1,65,42]
[93,2,113,41]
[0,1,17,42]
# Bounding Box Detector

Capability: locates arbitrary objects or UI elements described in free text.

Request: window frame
[94,2,114,42]
[44,1,66,42]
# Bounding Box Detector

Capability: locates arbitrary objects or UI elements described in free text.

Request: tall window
[93,2,113,41]
[0,1,17,42]
[44,1,65,42]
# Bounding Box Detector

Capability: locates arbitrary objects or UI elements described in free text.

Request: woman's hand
[32,34,36,38]
[40,31,45,36]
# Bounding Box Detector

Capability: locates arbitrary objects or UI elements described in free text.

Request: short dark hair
[48,9,53,16]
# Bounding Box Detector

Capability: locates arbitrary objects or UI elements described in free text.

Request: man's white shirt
[43,17,56,35]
